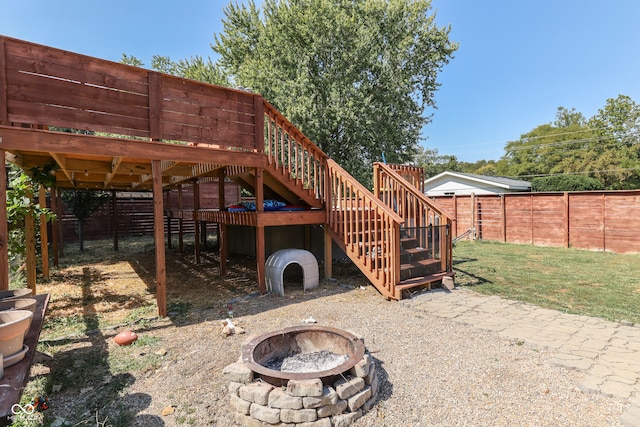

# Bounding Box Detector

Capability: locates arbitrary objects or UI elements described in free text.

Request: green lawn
[453,240,640,324]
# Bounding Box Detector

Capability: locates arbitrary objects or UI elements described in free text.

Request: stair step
[400,258,441,280]
[401,247,431,263]
[396,272,456,297]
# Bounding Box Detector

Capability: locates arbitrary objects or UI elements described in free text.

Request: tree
[212,0,458,187]
[61,190,110,251]
[414,146,461,177]
[531,175,604,192]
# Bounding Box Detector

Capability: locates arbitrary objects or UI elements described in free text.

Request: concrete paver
[401,288,640,427]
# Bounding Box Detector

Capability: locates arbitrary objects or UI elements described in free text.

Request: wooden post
[111,190,119,251]
[470,193,476,240]
[51,187,59,267]
[178,185,184,253]
[152,160,167,317]
[219,224,227,276]
[166,190,172,249]
[501,194,506,242]
[0,153,8,290]
[38,186,49,280]
[530,193,534,245]
[256,226,266,293]
[564,192,570,248]
[452,194,458,238]
[601,193,606,252]
[25,187,36,293]
[324,226,332,280]
[56,189,64,258]
[193,180,200,264]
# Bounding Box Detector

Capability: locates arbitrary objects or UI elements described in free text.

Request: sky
[2,0,640,162]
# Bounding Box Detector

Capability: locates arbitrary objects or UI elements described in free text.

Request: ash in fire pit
[264,350,349,373]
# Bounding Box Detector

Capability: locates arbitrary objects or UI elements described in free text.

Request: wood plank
[160,121,255,148]
[161,109,255,134]
[8,98,150,137]
[5,37,149,93]
[6,69,149,113]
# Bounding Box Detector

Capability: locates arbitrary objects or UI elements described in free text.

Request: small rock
[161,406,175,416]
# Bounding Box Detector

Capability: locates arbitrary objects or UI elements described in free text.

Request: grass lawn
[453,240,640,324]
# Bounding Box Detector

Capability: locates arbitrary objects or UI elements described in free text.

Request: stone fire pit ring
[241,325,365,386]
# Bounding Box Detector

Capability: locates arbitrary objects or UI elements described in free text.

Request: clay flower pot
[0,289,33,301]
[0,298,37,314]
[0,310,33,357]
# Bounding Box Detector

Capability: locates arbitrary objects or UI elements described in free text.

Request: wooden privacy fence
[432,191,640,254]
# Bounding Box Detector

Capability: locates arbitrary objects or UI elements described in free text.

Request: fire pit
[241,325,365,386]
[223,325,379,426]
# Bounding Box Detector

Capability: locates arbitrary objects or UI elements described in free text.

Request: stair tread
[400,259,441,269]
[396,272,455,290]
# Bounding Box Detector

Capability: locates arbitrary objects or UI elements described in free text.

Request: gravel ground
[124,284,627,426]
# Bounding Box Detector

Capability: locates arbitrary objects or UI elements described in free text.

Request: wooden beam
[152,160,167,317]
[38,186,49,280]
[49,152,74,186]
[0,151,8,290]
[0,126,267,168]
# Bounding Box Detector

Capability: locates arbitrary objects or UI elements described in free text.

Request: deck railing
[385,163,425,194]
[326,159,404,299]
[262,101,328,203]
[374,162,453,272]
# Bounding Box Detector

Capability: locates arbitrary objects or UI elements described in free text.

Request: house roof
[424,171,531,190]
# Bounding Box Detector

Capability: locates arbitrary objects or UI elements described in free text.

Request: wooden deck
[0,35,454,312]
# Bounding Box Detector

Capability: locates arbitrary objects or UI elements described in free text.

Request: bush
[531,175,604,192]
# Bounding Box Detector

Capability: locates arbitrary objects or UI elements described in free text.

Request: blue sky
[3,0,640,162]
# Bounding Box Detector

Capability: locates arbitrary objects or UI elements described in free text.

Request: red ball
[114,331,138,346]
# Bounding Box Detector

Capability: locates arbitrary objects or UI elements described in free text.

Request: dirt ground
[19,237,371,426]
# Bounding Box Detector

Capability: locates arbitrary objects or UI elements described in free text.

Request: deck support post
[0,151,7,290]
[38,186,49,280]
[178,185,184,253]
[111,189,119,251]
[51,187,59,267]
[323,225,332,280]
[166,190,172,249]
[152,159,167,317]
[193,179,201,264]
[257,226,266,293]
[219,224,227,276]
[25,186,36,293]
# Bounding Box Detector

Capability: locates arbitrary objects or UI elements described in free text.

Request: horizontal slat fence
[432,191,640,254]
[58,181,239,242]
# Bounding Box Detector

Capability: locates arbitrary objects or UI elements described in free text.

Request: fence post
[564,192,569,248]
[501,194,506,242]
[470,192,476,240]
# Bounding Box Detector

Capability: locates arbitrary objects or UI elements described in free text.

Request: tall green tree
[61,190,110,251]
[414,146,461,177]
[212,0,458,187]
[586,95,640,189]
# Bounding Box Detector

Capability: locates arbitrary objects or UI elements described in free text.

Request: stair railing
[263,100,329,202]
[374,162,453,272]
[326,159,404,299]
